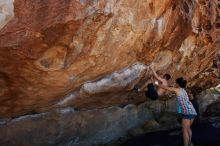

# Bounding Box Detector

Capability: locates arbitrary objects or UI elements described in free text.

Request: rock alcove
[0,0,220,146]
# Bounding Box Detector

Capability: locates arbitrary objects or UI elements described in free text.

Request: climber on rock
[134,65,171,100]
[150,66,171,96]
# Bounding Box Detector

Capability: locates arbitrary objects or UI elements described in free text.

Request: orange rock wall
[0,0,219,117]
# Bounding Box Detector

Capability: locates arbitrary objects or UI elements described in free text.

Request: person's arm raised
[150,66,164,82]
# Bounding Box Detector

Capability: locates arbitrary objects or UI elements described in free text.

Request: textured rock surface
[0,0,14,29]
[0,0,220,118]
[0,100,177,146]
[0,89,218,146]
[198,85,220,114]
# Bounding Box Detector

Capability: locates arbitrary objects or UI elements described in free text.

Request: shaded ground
[121,117,220,146]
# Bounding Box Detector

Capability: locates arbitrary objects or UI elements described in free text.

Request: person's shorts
[145,83,159,100]
[181,114,196,120]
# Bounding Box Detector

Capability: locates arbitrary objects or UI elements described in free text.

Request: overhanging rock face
[0,0,219,117]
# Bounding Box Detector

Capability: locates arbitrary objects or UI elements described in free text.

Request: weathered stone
[0,0,14,29]
[141,120,161,131]
[0,102,154,146]
[80,63,147,97]
[0,0,219,119]
[0,89,218,146]
[203,101,220,117]
[0,1,220,145]
[197,86,220,114]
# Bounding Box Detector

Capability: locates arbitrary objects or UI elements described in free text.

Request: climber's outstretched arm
[158,84,179,95]
[138,78,153,91]
[150,66,164,83]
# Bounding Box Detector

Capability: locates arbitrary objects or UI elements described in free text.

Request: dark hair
[163,74,171,80]
[176,77,187,88]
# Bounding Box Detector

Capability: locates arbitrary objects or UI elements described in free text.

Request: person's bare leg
[182,128,189,146]
[187,125,192,145]
[182,119,190,146]
[190,119,194,125]
[188,119,194,144]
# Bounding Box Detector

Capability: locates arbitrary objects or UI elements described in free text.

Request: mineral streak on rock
[0,0,219,117]
[81,63,147,97]
[0,0,14,30]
